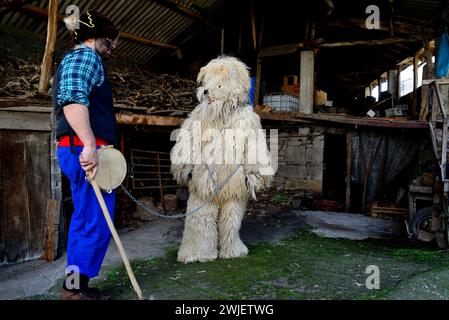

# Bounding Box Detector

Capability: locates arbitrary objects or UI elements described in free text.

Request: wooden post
[254,57,262,106]
[41,199,60,261]
[365,86,371,97]
[300,51,314,114]
[345,130,353,211]
[419,62,430,120]
[38,0,58,95]
[378,78,382,100]
[397,65,402,100]
[388,69,398,104]
[389,0,395,37]
[250,3,257,50]
[423,32,435,77]
[221,28,225,55]
[413,54,420,116]
[414,54,419,91]
[238,18,242,53]
[258,16,265,50]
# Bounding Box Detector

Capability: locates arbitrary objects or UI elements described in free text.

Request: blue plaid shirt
[56,44,105,108]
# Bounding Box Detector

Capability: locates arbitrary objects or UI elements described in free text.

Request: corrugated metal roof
[0,0,225,63]
[395,0,446,21]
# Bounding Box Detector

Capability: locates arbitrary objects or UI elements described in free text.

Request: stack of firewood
[108,67,197,113]
[0,56,198,112]
[0,56,42,99]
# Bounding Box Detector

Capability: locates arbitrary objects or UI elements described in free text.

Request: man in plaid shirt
[53,11,119,300]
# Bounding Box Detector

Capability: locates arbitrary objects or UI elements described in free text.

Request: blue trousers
[57,146,116,278]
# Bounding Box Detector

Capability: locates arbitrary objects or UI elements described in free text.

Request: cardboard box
[315,90,327,106]
[281,83,300,96]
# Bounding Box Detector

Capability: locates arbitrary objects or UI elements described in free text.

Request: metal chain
[119,184,207,219]
[120,164,242,219]
[121,125,244,219]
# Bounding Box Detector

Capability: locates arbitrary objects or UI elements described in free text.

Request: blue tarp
[436,28,449,78]
[249,76,256,106]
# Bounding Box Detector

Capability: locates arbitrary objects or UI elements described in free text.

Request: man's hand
[80,145,99,179]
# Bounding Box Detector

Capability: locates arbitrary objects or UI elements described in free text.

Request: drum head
[95,147,127,191]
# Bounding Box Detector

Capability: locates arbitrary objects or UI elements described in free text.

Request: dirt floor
[29,208,449,300]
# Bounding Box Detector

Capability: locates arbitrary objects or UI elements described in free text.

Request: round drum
[95,147,127,191]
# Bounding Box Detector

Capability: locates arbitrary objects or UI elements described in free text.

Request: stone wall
[273,126,325,196]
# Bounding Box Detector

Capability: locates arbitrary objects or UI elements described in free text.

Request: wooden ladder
[426,79,449,247]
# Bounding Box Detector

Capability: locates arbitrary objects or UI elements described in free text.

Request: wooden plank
[25,133,50,260]
[1,132,30,263]
[115,113,184,126]
[292,113,429,129]
[256,112,428,129]
[41,199,60,261]
[38,0,58,94]
[258,44,300,58]
[0,106,52,113]
[0,98,51,108]
[300,51,314,114]
[0,111,51,131]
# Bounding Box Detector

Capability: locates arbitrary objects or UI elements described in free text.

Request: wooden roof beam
[326,18,434,33]
[318,36,423,48]
[20,4,180,51]
[259,36,423,57]
[0,0,32,14]
[430,5,449,24]
[335,69,387,77]
[150,0,212,26]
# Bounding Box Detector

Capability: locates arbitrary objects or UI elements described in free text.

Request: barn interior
[1,0,449,269]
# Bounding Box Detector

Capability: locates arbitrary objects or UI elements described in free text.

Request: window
[372,85,379,101]
[400,64,414,97]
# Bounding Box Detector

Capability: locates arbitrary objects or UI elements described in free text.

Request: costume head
[196,56,252,114]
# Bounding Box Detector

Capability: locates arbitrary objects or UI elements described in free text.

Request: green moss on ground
[86,231,449,300]
[32,230,449,300]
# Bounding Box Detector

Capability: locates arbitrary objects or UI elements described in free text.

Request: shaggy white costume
[171,56,273,263]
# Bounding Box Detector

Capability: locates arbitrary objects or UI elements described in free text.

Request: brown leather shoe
[61,287,111,300]
[85,287,112,300]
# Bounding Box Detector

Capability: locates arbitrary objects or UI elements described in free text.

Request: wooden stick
[38,0,57,95]
[90,178,144,300]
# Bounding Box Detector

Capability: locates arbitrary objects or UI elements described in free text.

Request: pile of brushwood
[0,56,197,113]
